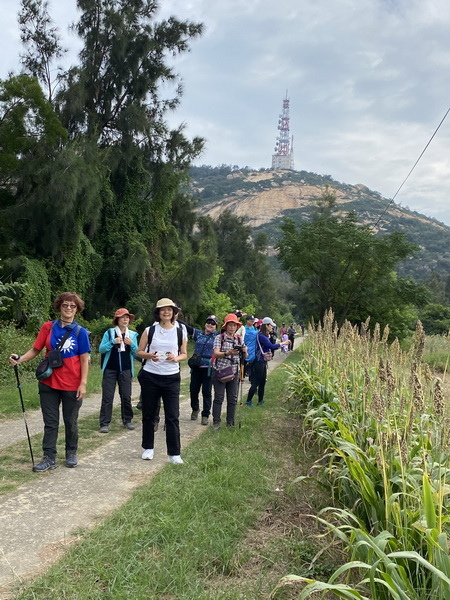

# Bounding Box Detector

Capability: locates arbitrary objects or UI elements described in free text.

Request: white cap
[262,317,276,326]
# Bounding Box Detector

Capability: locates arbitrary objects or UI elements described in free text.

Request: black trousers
[138,370,181,456]
[38,382,82,459]
[189,367,213,417]
[99,368,133,426]
[246,360,268,404]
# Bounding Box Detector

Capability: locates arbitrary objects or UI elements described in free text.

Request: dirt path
[0,348,293,598]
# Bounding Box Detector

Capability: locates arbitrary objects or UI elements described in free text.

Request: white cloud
[1,0,450,224]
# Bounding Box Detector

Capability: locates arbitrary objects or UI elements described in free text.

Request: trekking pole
[12,361,35,469]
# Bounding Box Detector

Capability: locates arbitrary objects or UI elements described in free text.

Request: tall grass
[273,312,450,600]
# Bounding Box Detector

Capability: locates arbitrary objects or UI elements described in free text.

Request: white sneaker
[142,449,154,460]
[168,455,184,464]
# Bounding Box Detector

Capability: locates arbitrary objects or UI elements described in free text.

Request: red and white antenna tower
[271,92,294,170]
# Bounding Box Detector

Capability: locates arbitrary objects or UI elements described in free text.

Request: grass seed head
[433,378,445,417]
[412,372,425,412]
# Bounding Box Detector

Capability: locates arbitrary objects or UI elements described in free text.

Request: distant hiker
[182,315,220,426]
[243,314,258,378]
[211,313,247,429]
[287,323,296,351]
[233,309,246,339]
[279,323,288,340]
[280,333,289,353]
[245,317,289,407]
[9,292,91,471]
[98,308,139,434]
[137,298,187,464]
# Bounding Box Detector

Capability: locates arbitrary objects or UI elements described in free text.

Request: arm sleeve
[177,320,194,336]
[259,333,280,351]
[99,329,114,354]
[33,322,52,352]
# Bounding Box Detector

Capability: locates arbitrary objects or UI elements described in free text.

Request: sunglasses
[61,303,77,309]
[206,320,217,325]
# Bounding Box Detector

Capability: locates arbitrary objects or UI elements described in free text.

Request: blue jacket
[191,329,219,367]
[244,325,258,362]
[99,329,139,376]
[256,333,280,362]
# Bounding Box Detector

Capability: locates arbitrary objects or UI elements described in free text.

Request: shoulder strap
[177,326,182,353]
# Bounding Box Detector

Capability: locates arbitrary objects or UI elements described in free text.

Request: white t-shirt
[143,324,187,376]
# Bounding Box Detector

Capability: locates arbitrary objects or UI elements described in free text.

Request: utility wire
[373,106,450,231]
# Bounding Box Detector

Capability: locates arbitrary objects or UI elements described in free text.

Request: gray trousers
[99,369,134,426]
[212,372,239,425]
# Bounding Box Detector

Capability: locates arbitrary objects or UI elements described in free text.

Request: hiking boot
[212,421,220,430]
[168,455,184,464]
[245,401,253,407]
[201,416,209,426]
[190,410,199,421]
[123,422,135,430]
[142,449,154,460]
[257,401,264,406]
[99,425,109,433]
[33,456,56,472]
[65,452,78,468]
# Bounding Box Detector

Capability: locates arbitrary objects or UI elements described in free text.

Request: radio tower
[271,93,294,170]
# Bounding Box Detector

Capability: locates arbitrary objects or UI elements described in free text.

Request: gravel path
[0,348,292,598]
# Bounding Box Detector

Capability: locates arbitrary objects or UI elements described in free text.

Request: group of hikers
[9,292,296,472]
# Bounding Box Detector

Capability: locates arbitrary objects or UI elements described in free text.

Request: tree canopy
[276,190,427,338]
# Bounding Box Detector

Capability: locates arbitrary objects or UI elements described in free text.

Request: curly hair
[54,292,85,312]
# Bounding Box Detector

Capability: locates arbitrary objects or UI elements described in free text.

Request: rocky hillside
[190,165,450,281]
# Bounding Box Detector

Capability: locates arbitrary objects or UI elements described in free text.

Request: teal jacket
[99,329,139,376]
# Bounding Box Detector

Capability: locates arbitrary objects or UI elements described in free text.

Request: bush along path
[0,345,297,598]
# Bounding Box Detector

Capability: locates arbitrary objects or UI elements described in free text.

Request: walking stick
[13,363,35,468]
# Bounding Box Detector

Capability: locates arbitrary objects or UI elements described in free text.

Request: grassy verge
[12,350,337,600]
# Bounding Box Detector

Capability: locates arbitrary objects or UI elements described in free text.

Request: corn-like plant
[276,311,450,599]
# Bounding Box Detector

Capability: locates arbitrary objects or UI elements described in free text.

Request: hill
[190,165,450,281]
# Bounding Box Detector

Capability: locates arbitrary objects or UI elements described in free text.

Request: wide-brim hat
[155,298,179,311]
[262,317,276,327]
[113,308,135,323]
[222,313,242,327]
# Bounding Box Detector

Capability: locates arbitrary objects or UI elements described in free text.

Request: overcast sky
[2,0,450,225]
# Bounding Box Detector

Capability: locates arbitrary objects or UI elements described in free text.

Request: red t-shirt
[34,321,91,391]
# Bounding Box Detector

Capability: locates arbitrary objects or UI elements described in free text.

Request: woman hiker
[245,317,289,407]
[9,292,91,471]
[211,313,247,429]
[137,298,187,464]
[98,308,139,433]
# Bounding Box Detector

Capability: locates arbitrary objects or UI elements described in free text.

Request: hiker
[243,314,258,378]
[245,317,289,407]
[182,315,220,426]
[211,313,247,429]
[137,298,187,464]
[9,292,91,471]
[279,322,288,340]
[287,323,296,351]
[98,308,139,433]
[233,309,246,339]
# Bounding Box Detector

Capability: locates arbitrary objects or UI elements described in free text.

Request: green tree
[212,210,277,315]
[277,191,426,338]
[18,0,65,101]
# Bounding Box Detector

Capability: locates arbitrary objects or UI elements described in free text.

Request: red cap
[113,308,135,323]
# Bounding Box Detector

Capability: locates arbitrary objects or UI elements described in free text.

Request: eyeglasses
[61,303,77,309]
